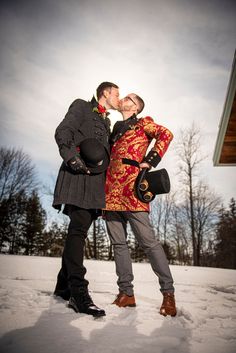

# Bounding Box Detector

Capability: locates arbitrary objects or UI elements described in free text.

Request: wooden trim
[213,51,236,166]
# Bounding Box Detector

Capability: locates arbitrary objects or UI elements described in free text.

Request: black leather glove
[68,154,90,174]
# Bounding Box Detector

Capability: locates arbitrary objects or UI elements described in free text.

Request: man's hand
[68,155,90,174]
[139,162,151,169]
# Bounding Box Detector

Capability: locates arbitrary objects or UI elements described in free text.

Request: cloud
[0,0,235,209]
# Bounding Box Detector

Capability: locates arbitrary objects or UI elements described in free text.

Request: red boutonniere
[97,104,107,114]
[93,104,109,118]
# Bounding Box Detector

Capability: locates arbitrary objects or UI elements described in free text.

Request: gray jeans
[106,211,174,296]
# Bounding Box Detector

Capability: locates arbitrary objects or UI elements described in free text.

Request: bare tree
[150,193,176,243]
[170,203,191,265]
[193,182,221,264]
[150,196,164,240]
[176,124,205,265]
[0,147,37,202]
[86,218,111,260]
[175,124,221,265]
[0,147,37,252]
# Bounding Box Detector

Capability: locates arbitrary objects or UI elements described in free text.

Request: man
[105,93,177,317]
[53,82,119,317]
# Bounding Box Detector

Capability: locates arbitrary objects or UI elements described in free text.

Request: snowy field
[0,255,235,353]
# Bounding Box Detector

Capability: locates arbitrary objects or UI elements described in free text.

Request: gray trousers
[106,211,174,296]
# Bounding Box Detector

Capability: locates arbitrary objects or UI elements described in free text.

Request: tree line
[0,125,235,269]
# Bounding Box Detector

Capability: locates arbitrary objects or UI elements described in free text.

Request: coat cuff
[143,150,161,168]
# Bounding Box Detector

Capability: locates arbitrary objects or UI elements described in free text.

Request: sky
[0,0,236,218]
[0,254,235,353]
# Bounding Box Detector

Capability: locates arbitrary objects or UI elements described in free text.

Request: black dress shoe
[54,288,71,301]
[68,294,106,317]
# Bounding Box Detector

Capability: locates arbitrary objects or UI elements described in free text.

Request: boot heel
[68,298,79,313]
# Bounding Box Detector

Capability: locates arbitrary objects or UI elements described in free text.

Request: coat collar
[110,114,138,144]
[90,95,98,108]
[124,113,138,124]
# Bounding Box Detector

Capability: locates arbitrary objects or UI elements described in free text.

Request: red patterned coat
[105,116,173,211]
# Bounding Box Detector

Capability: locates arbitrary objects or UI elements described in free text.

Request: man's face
[119,94,139,113]
[105,87,120,110]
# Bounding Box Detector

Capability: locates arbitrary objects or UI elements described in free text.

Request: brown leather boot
[160,292,177,317]
[112,293,136,307]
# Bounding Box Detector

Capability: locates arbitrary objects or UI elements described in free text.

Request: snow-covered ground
[0,255,235,353]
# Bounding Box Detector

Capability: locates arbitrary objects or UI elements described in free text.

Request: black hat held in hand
[78,138,109,174]
[135,168,171,203]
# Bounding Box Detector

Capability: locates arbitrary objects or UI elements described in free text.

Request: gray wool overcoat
[52,97,111,211]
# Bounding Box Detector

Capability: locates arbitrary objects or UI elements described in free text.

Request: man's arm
[141,116,173,168]
[55,99,85,164]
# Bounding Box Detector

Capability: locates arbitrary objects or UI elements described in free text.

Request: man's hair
[96,82,119,100]
[134,94,145,114]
